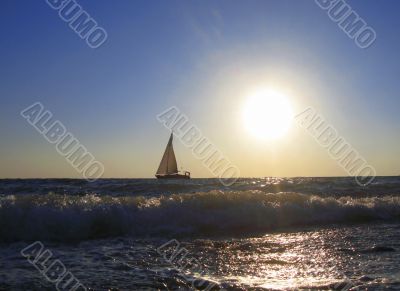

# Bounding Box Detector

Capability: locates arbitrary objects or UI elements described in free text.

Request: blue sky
[0,0,399,178]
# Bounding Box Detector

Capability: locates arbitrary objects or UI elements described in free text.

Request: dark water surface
[1,177,399,290]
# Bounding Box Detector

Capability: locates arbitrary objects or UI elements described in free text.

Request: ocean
[0,177,399,290]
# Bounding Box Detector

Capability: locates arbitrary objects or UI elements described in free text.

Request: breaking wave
[1,191,399,242]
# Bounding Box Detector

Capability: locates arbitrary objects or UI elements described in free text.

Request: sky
[0,0,399,178]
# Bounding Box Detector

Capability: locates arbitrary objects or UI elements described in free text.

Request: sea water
[0,177,399,290]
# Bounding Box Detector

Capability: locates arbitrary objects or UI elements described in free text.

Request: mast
[156,133,178,175]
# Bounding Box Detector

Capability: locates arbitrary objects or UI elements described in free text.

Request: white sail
[156,133,178,175]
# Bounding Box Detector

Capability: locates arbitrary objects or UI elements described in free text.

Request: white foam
[1,191,399,242]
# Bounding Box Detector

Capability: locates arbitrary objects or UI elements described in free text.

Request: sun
[242,89,293,140]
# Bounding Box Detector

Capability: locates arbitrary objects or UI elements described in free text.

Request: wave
[2,177,400,197]
[1,191,400,242]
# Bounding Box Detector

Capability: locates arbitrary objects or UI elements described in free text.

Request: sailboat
[155,133,190,179]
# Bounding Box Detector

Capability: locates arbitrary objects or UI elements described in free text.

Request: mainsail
[156,133,178,175]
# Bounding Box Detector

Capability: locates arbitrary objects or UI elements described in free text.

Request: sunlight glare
[242,89,293,140]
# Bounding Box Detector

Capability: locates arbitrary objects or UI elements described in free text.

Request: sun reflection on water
[196,230,360,289]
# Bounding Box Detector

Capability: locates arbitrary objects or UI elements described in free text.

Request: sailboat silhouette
[155,133,190,179]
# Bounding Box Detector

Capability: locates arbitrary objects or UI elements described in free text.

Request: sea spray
[1,191,400,242]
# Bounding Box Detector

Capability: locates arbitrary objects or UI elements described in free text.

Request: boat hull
[155,174,190,179]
